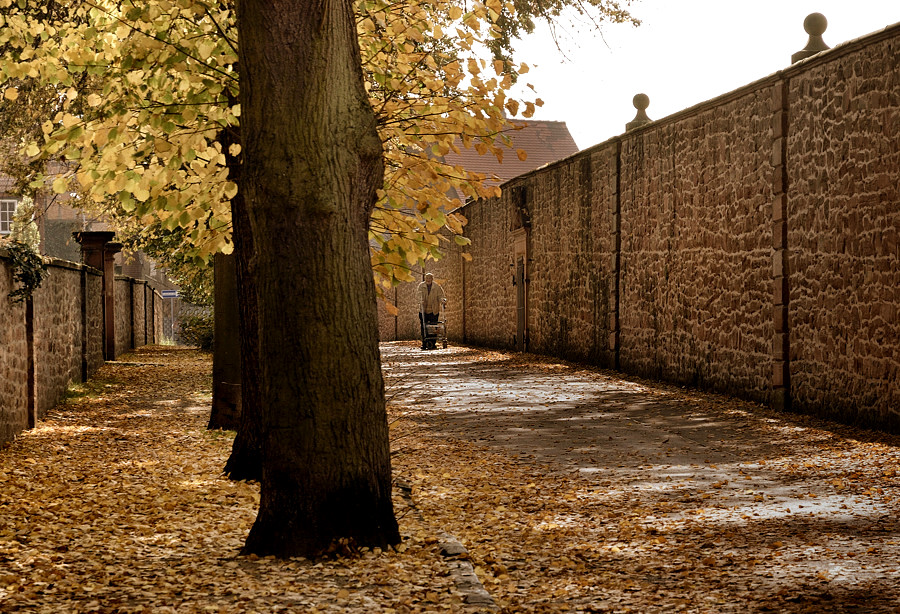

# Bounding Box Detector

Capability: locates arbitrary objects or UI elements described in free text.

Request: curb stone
[395,479,498,611]
[438,535,498,611]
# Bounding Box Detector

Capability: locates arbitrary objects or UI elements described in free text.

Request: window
[0,199,17,235]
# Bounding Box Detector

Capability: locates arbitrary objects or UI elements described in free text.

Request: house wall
[380,23,900,430]
[0,253,164,445]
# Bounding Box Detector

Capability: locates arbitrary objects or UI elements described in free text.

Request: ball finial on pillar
[792,13,830,64]
[626,93,652,131]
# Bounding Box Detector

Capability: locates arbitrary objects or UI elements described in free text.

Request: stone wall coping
[113,274,164,298]
[784,20,900,74]
[457,20,900,206]
[45,257,85,273]
[616,21,900,140]
[0,249,104,277]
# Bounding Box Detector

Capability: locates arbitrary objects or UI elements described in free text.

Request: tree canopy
[0,0,635,285]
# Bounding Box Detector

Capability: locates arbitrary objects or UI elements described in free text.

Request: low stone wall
[115,277,132,359]
[33,260,85,418]
[0,252,164,445]
[380,22,900,431]
[0,251,28,444]
[85,271,104,375]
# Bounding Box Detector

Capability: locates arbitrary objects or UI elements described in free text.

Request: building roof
[442,119,579,191]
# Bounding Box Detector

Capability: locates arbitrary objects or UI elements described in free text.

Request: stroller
[424,304,448,349]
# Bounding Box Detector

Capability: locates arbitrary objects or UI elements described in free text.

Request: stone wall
[153,291,162,344]
[786,32,900,426]
[85,270,104,375]
[0,249,28,444]
[618,87,775,402]
[0,254,164,445]
[115,277,133,359]
[525,145,618,363]
[132,281,145,348]
[380,23,900,430]
[458,190,517,348]
[33,260,83,418]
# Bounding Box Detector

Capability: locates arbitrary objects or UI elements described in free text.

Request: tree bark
[209,251,241,431]
[223,132,264,480]
[237,0,399,556]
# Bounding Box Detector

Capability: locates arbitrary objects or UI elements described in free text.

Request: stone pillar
[609,140,622,370]
[102,243,122,359]
[74,231,121,361]
[771,81,791,411]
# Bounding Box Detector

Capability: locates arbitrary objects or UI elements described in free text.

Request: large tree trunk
[224,136,264,480]
[237,0,399,557]
[209,251,241,431]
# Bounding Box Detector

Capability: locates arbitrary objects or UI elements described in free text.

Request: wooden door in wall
[516,256,526,352]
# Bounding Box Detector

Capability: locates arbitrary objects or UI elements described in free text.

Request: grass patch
[63,377,121,404]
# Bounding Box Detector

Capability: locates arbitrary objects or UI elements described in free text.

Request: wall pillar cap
[73,230,116,248]
[791,13,830,63]
[625,94,652,131]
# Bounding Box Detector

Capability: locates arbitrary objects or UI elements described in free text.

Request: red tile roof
[443,119,579,189]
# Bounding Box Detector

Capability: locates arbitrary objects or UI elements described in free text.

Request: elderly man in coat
[417,273,446,350]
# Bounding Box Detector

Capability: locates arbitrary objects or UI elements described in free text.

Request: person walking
[417,273,445,350]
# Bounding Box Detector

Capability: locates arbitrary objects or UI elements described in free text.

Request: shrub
[178,312,214,350]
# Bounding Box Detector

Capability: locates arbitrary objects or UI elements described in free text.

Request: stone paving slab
[381,342,900,609]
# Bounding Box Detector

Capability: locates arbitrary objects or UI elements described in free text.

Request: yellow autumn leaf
[197,41,215,60]
[51,177,69,193]
[3,87,18,101]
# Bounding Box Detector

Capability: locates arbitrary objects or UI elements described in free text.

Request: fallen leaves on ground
[385,342,900,613]
[4,343,900,613]
[0,347,462,613]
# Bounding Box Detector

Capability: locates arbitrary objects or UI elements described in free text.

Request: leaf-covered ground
[2,343,899,613]
[383,342,900,613]
[0,347,460,613]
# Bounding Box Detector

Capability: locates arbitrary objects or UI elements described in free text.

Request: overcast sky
[514,1,900,149]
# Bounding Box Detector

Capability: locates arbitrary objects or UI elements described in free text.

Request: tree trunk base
[223,437,262,481]
[241,493,400,558]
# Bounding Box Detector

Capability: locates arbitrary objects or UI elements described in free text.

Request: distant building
[442,119,580,200]
[0,165,175,291]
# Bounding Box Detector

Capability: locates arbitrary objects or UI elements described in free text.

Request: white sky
[515,1,900,149]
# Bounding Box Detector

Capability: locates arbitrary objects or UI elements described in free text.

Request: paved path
[381,342,900,612]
